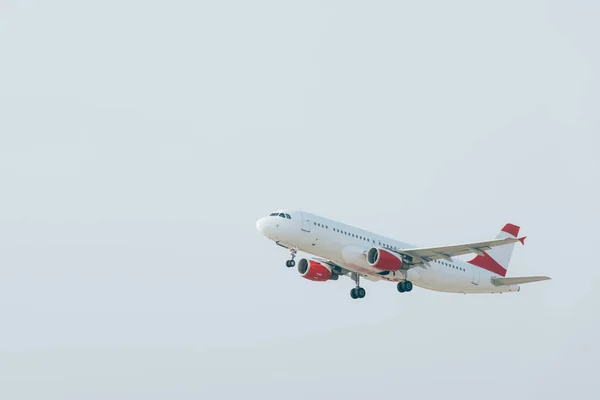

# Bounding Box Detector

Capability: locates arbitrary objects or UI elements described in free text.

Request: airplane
[256,210,550,299]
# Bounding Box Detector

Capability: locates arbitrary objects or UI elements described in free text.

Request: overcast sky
[1,1,599,399]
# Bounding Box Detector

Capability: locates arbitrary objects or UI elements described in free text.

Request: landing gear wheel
[286,249,297,268]
[397,281,406,293]
[350,273,365,299]
[404,281,413,292]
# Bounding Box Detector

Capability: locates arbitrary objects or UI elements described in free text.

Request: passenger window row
[331,226,372,243]
[324,225,398,249]
[380,242,398,251]
[436,260,465,272]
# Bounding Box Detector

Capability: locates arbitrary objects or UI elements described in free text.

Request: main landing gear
[350,273,366,299]
[397,281,413,293]
[285,248,297,268]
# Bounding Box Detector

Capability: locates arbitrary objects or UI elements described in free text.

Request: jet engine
[367,247,403,271]
[297,258,338,281]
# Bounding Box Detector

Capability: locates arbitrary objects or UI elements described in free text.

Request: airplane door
[301,213,311,232]
[471,267,480,285]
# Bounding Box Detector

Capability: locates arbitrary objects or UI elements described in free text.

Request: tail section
[468,223,524,277]
[491,276,551,286]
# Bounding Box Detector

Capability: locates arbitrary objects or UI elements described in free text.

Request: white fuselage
[256,210,520,294]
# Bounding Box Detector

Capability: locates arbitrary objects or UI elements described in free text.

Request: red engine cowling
[367,247,403,271]
[297,258,332,281]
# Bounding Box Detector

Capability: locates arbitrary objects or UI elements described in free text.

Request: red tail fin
[468,223,523,277]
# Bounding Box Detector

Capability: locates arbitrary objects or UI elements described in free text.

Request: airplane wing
[398,236,525,267]
[491,276,551,286]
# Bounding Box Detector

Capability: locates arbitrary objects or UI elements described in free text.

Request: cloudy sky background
[1,1,599,399]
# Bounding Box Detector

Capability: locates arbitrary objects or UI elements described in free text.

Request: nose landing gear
[350,273,366,299]
[397,281,413,293]
[285,248,297,268]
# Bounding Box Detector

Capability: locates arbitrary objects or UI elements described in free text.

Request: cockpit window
[278,213,286,218]
[285,214,291,219]
[270,213,278,216]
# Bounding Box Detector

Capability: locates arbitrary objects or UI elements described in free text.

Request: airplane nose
[256,217,267,234]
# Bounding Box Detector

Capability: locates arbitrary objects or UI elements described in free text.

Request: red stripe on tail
[468,252,508,277]
[502,223,520,237]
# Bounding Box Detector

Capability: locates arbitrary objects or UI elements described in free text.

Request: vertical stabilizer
[468,224,524,277]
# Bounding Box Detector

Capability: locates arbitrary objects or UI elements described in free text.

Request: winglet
[518,236,526,245]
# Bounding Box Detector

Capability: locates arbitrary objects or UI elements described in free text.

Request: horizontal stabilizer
[491,276,551,286]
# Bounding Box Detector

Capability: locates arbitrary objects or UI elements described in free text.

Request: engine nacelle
[297,258,335,281]
[367,247,403,271]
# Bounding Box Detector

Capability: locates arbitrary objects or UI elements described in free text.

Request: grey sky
[1,1,599,399]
